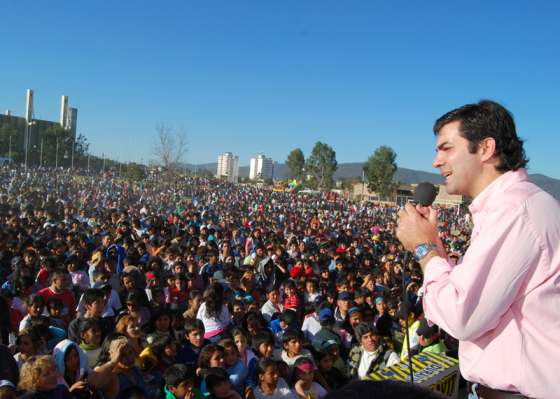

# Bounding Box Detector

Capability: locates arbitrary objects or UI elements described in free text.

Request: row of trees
[286,143,398,198]
[286,142,338,191]
[1,116,398,197]
[0,119,90,168]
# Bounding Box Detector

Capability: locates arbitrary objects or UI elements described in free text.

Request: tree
[286,148,305,180]
[0,120,21,161]
[363,145,398,200]
[125,162,147,181]
[305,141,337,191]
[42,125,73,167]
[152,123,188,179]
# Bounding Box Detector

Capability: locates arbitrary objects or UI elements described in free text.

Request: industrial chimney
[25,89,33,122]
[60,95,68,128]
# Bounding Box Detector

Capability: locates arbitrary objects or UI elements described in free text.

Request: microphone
[413,182,437,206]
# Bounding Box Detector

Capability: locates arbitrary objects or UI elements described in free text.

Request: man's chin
[444,182,457,195]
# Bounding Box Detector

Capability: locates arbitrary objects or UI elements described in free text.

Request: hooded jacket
[53,339,88,386]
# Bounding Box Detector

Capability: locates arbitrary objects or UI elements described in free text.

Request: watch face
[414,245,429,261]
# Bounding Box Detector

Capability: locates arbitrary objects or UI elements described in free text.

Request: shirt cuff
[421,256,452,295]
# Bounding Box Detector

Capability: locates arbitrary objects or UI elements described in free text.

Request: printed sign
[365,352,460,398]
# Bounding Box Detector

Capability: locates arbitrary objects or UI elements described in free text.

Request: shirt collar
[468,168,529,215]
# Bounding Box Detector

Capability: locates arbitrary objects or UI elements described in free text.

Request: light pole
[8,135,12,162]
[24,121,35,170]
[55,136,59,168]
[39,137,43,167]
[71,135,75,169]
[24,123,28,169]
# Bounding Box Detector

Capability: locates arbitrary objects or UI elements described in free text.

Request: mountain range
[184,162,560,199]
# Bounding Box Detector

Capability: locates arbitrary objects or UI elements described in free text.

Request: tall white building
[249,154,273,180]
[216,152,239,183]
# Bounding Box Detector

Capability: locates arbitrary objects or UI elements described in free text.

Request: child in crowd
[260,288,283,324]
[292,357,327,399]
[46,297,66,329]
[140,335,177,373]
[66,255,90,295]
[232,328,257,369]
[270,310,297,348]
[253,358,297,399]
[177,320,208,367]
[146,309,174,344]
[78,318,103,368]
[219,338,248,395]
[320,341,347,378]
[303,279,320,305]
[417,319,448,355]
[205,368,242,399]
[197,344,226,396]
[314,350,347,391]
[168,274,188,311]
[282,281,300,312]
[163,363,204,399]
[18,294,45,331]
[278,330,314,368]
[252,331,275,360]
[13,328,40,368]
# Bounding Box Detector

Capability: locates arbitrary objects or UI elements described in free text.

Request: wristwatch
[414,243,439,262]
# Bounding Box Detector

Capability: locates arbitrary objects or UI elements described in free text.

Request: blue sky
[2,1,560,177]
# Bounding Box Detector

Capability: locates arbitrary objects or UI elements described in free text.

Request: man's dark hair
[204,367,230,393]
[279,309,296,325]
[79,318,101,335]
[26,294,45,307]
[251,330,274,354]
[433,100,528,172]
[184,319,205,335]
[82,288,104,306]
[282,329,303,346]
[354,322,377,343]
[163,363,195,387]
[47,297,63,310]
[50,269,68,282]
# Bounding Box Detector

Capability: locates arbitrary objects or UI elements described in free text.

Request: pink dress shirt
[422,169,560,399]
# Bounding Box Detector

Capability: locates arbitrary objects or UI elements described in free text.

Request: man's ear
[479,137,497,162]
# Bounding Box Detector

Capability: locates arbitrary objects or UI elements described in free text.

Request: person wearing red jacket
[37,270,75,326]
[282,280,300,311]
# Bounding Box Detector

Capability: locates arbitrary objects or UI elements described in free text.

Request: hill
[183,162,560,199]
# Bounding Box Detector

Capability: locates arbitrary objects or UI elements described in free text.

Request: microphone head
[414,182,437,206]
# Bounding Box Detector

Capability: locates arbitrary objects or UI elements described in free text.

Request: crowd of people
[0,165,471,399]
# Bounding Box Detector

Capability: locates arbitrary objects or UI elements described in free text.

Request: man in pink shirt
[397,100,560,399]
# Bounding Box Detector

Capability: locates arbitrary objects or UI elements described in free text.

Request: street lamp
[55,135,59,168]
[24,120,36,170]
[40,137,44,167]
[71,136,75,169]
[8,134,12,162]
[56,135,73,168]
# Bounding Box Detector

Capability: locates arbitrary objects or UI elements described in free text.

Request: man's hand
[396,203,439,252]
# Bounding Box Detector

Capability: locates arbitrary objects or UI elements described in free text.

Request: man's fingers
[428,207,438,226]
[404,202,423,220]
[415,204,430,218]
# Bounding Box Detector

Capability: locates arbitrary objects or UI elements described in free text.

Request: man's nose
[432,152,443,169]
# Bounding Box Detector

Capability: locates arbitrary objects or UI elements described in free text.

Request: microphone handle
[401,250,415,383]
